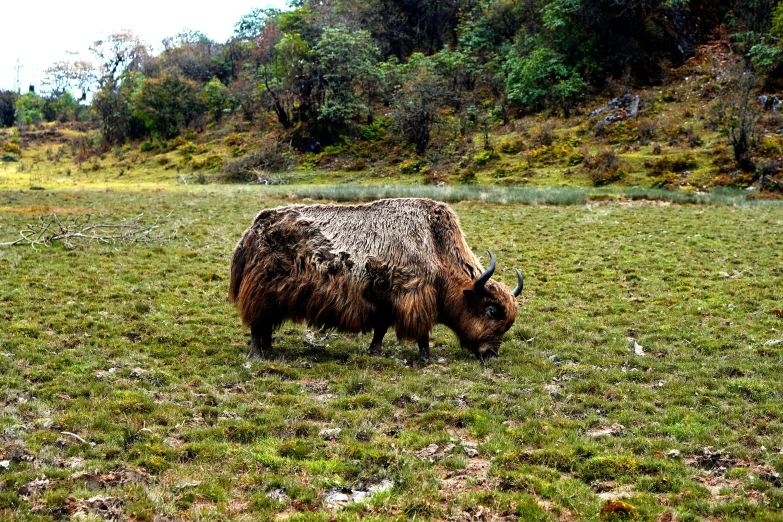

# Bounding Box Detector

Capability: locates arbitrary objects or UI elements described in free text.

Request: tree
[42,59,97,101]
[505,46,585,116]
[159,30,226,83]
[716,68,762,172]
[315,27,380,126]
[14,92,47,128]
[203,77,232,123]
[132,73,205,140]
[92,72,145,144]
[234,8,282,40]
[0,91,19,127]
[390,54,445,154]
[90,31,148,87]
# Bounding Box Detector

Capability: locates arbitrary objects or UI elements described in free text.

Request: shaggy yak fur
[229,198,522,360]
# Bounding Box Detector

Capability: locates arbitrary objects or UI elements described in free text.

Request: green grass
[1,185,783,520]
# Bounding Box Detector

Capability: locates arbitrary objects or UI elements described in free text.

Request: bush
[399,159,426,174]
[583,149,625,186]
[497,140,523,154]
[345,158,368,171]
[638,120,658,143]
[359,119,389,142]
[645,153,698,188]
[533,123,556,147]
[473,150,499,166]
[646,153,698,176]
[223,143,289,179]
[459,168,477,184]
[3,142,21,155]
[138,141,154,152]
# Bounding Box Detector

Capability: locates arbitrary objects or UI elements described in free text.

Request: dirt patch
[441,457,492,494]
[73,466,150,491]
[64,495,124,519]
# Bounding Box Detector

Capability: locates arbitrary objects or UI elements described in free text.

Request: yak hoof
[247,347,266,359]
[368,345,382,356]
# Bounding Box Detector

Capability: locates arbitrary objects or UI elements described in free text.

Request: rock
[544,384,562,400]
[462,441,479,458]
[319,428,342,440]
[760,467,782,487]
[323,480,394,508]
[267,488,289,500]
[666,449,681,458]
[65,495,124,519]
[587,424,625,438]
[591,93,641,124]
[632,339,647,356]
[17,477,50,498]
[415,443,455,461]
[692,447,735,471]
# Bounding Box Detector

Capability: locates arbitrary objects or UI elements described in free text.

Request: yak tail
[228,230,251,304]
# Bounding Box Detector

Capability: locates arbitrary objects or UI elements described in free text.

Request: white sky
[0,1,288,92]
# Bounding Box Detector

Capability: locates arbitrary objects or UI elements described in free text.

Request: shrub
[138,141,154,152]
[359,119,389,142]
[583,149,625,186]
[638,120,658,143]
[345,158,368,171]
[646,153,698,176]
[533,122,556,147]
[459,169,477,184]
[584,149,619,172]
[473,150,499,166]
[192,155,223,171]
[178,142,197,156]
[223,143,289,180]
[645,153,698,188]
[497,140,523,154]
[399,159,426,174]
[3,142,21,155]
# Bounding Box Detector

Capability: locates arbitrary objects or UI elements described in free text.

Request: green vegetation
[1,1,783,194]
[0,186,782,520]
[1,2,783,518]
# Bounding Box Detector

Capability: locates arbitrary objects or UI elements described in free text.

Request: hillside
[1,1,783,198]
[0,42,780,200]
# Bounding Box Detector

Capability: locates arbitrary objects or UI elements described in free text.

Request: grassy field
[1,185,783,521]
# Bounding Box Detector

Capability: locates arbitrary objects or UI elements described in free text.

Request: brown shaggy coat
[229,198,518,357]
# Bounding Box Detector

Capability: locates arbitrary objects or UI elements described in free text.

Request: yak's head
[452,251,523,361]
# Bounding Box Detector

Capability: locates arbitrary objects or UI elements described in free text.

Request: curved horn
[474,250,496,291]
[512,269,524,297]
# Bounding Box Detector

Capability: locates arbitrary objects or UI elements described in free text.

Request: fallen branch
[0,213,175,248]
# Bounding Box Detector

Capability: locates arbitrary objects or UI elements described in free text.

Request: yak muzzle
[475,346,499,361]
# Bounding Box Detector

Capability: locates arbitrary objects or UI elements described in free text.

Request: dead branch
[0,213,175,248]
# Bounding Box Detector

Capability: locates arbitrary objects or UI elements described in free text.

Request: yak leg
[418,335,431,360]
[249,322,272,359]
[368,324,388,356]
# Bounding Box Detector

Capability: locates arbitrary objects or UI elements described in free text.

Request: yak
[229,198,523,360]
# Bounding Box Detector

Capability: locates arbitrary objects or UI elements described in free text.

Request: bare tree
[716,68,762,172]
[89,31,148,87]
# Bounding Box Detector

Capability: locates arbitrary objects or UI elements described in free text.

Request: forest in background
[3,0,783,192]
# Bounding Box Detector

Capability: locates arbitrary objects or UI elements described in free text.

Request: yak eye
[486,306,501,320]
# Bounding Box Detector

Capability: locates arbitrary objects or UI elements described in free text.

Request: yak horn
[474,250,496,291]
[512,269,524,297]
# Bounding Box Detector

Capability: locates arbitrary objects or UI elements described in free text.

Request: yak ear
[463,288,477,306]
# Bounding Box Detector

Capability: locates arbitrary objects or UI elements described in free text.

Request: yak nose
[477,347,499,360]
